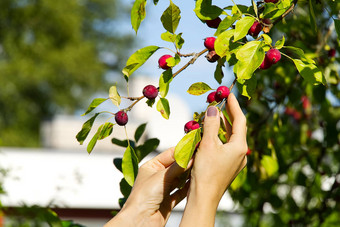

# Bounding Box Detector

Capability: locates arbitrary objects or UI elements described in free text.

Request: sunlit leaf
[161,0,181,34]
[122,145,139,186]
[214,14,239,36]
[187,82,212,96]
[275,36,285,49]
[230,167,247,190]
[156,98,170,119]
[82,98,107,116]
[261,155,278,177]
[215,29,235,58]
[292,59,326,85]
[131,0,147,34]
[159,69,173,98]
[234,16,255,42]
[76,113,100,145]
[109,85,121,108]
[194,0,223,20]
[237,76,257,99]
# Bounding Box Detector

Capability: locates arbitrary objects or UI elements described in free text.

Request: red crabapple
[184,120,200,133]
[265,0,279,3]
[115,111,128,126]
[158,55,172,70]
[259,55,272,70]
[248,21,262,37]
[143,85,158,100]
[215,86,230,102]
[266,49,281,64]
[207,91,217,103]
[204,37,216,51]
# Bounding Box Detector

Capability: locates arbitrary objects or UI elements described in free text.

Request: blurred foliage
[0,0,134,146]
[228,1,340,226]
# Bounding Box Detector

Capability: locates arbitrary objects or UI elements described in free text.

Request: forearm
[180,184,221,227]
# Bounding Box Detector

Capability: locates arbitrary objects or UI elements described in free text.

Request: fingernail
[207,106,217,116]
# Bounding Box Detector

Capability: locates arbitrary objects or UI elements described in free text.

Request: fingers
[225,93,247,145]
[201,106,220,144]
[148,147,176,169]
[222,111,232,142]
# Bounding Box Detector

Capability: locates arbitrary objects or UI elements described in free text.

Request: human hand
[180,93,248,226]
[105,147,191,227]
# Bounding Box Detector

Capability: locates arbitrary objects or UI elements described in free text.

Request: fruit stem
[219,78,237,109]
[177,52,195,57]
[121,96,144,101]
[124,95,145,112]
[172,48,208,78]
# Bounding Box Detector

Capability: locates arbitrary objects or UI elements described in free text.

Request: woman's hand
[180,93,248,227]
[105,147,191,227]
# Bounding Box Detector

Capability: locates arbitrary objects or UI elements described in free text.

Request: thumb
[201,106,220,143]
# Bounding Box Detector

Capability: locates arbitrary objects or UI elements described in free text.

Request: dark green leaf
[237,76,257,99]
[194,0,223,20]
[136,138,160,161]
[112,138,135,148]
[187,82,212,96]
[146,98,156,107]
[156,98,170,119]
[120,178,132,198]
[214,58,225,84]
[118,198,127,208]
[334,19,340,39]
[113,158,122,173]
[122,145,139,186]
[131,0,147,34]
[308,0,317,32]
[175,33,185,50]
[234,16,255,42]
[161,0,181,34]
[76,113,100,145]
[174,128,202,168]
[87,129,100,154]
[122,46,160,79]
[82,98,107,116]
[283,46,315,64]
[134,123,147,143]
[159,69,173,98]
[153,0,159,5]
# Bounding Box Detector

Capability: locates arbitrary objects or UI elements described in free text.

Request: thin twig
[121,96,144,101]
[124,95,144,112]
[173,49,208,78]
[177,52,195,57]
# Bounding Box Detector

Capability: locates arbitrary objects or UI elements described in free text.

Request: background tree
[0,0,134,146]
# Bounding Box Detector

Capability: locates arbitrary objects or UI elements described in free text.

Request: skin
[105,93,247,227]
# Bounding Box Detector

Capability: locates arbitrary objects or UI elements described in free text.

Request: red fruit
[259,55,273,70]
[204,37,216,51]
[206,17,221,29]
[158,55,172,70]
[265,0,279,3]
[115,111,128,126]
[207,91,217,103]
[205,50,220,62]
[301,96,311,110]
[248,21,262,37]
[246,148,252,155]
[262,18,272,26]
[143,85,158,100]
[284,107,294,116]
[184,120,200,133]
[266,49,281,64]
[215,86,230,102]
[293,111,301,121]
[328,48,336,57]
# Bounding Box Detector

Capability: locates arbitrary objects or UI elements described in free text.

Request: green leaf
[122,145,139,186]
[166,54,180,67]
[194,0,223,20]
[275,36,285,49]
[135,138,160,161]
[187,82,212,96]
[146,98,155,107]
[156,98,170,119]
[334,19,340,39]
[237,76,257,99]
[214,15,239,36]
[308,0,317,32]
[161,31,177,42]
[112,138,135,148]
[159,69,173,98]
[153,0,159,5]
[283,46,315,64]
[113,158,122,172]
[262,34,272,46]
[109,85,121,108]
[175,33,184,50]
[161,0,181,34]
[122,46,160,79]
[134,123,147,143]
[76,113,100,145]
[120,178,132,198]
[261,3,277,17]
[174,128,201,168]
[230,167,247,190]
[234,16,255,42]
[87,129,99,154]
[82,98,107,116]
[261,155,278,177]
[215,29,235,58]
[131,0,147,34]
[235,41,265,80]
[98,122,114,140]
[292,59,326,85]
[214,58,225,84]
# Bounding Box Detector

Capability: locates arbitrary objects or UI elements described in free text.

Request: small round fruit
[206,50,220,63]
[328,48,336,57]
[266,49,281,64]
[215,86,230,101]
[184,120,200,133]
[206,17,221,28]
[115,111,128,126]
[262,18,272,26]
[248,21,262,37]
[259,55,272,70]
[246,148,252,155]
[207,91,217,103]
[158,55,172,70]
[204,37,216,51]
[143,85,158,100]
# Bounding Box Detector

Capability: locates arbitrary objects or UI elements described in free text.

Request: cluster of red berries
[115,85,159,126]
[207,86,230,103]
[260,48,281,70]
[184,120,200,133]
[204,36,220,63]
